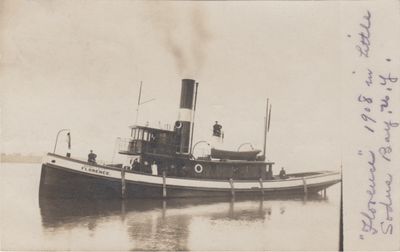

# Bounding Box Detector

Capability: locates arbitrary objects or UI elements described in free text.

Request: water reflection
[39,194,327,250]
[0,164,339,251]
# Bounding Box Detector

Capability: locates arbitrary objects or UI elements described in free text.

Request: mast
[262,98,271,160]
[134,81,155,125]
[135,81,143,124]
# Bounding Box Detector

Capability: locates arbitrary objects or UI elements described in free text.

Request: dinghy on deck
[210,148,261,161]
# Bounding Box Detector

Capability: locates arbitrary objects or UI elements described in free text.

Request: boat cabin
[116,79,275,181]
[118,126,275,180]
[119,125,177,156]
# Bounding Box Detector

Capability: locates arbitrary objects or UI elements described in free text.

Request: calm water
[1,163,340,251]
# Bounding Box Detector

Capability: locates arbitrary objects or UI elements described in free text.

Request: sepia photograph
[1,1,399,251]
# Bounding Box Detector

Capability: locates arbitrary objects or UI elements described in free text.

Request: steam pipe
[189,82,199,154]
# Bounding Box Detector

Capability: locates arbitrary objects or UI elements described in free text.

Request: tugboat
[39,79,340,199]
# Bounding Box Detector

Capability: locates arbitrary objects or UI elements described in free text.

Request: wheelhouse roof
[129,125,174,134]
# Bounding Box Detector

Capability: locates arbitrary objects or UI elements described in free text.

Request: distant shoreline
[1,153,43,164]
[1,161,42,164]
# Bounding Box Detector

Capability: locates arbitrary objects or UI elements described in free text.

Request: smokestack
[175,79,197,154]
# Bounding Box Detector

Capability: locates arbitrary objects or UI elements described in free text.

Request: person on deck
[151,161,158,176]
[132,158,139,171]
[213,121,222,137]
[279,167,287,179]
[66,132,71,158]
[88,150,97,163]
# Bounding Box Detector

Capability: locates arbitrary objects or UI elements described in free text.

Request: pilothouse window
[132,128,142,140]
[138,129,144,140]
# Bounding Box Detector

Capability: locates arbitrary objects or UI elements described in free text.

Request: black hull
[39,164,338,199]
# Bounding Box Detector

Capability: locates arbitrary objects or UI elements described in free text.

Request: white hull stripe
[44,154,341,190]
[178,108,193,122]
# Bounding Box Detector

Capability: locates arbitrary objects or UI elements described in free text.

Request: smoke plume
[144,3,212,76]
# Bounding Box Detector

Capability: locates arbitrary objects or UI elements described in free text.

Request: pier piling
[121,167,126,199]
[302,177,308,196]
[229,178,235,197]
[162,170,167,198]
[259,178,264,195]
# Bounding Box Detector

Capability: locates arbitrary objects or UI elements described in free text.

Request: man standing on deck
[88,150,97,163]
[213,121,222,137]
[212,121,224,147]
[279,167,287,179]
[66,132,72,157]
[151,161,158,176]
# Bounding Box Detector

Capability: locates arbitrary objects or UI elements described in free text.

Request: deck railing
[117,138,134,154]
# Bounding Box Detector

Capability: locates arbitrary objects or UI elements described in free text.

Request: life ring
[194,164,203,173]
[175,121,182,129]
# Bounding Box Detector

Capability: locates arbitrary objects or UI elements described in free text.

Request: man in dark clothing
[66,132,71,157]
[88,150,97,163]
[132,158,140,171]
[213,121,222,137]
[279,167,287,179]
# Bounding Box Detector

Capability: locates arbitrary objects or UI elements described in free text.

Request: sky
[0,1,343,172]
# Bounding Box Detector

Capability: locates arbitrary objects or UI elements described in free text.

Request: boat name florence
[81,165,110,176]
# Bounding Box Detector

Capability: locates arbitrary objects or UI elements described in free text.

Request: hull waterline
[39,154,341,199]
